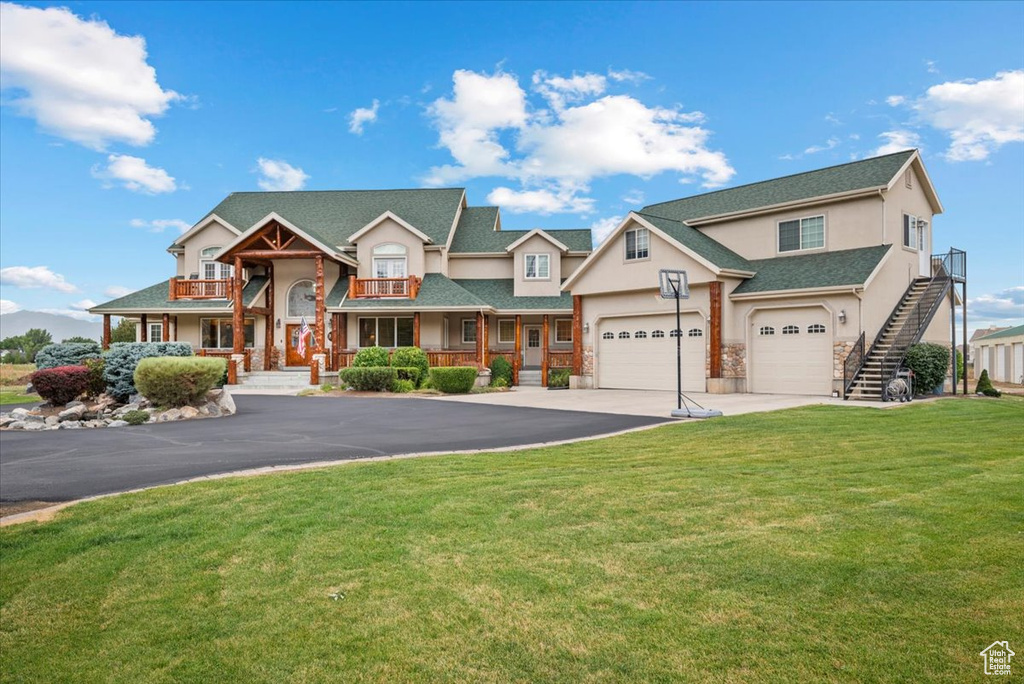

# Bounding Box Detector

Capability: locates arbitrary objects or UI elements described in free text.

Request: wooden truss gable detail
[225,220,318,260]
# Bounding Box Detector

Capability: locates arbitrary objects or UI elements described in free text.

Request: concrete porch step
[518,370,542,387]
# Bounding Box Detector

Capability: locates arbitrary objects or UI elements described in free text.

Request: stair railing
[843,277,920,399]
[843,332,866,399]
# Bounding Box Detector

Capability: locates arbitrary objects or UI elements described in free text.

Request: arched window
[652,330,665,338]
[782,325,800,335]
[287,280,316,318]
[808,324,826,334]
[373,243,408,278]
[635,330,647,339]
[687,328,703,337]
[602,331,614,340]
[759,326,775,336]
[670,329,682,337]
[199,246,233,280]
[618,331,630,339]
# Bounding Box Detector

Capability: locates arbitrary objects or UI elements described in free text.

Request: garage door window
[759,326,775,336]
[602,331,614,340]
[688,328,703,337]
[618,332,630,339]
[782,325,800,335]
[808,324,826,334]
[652,330,665,338]
[635,330,647,338]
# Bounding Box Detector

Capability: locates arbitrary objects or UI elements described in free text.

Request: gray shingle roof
[454,279,572,311]
[731,245,891,295]
[449,207,593,253]
[637,213,753,272]
[975,324,1024,341]
[329,273,488,309]
[181,188,466,248]
[91,276,268,312]
[642,150,914,223]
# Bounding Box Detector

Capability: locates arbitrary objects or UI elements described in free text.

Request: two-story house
[562,149,964,398]
[91,189,591,386]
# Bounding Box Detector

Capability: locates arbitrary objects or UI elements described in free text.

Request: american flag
[297,316,313,356]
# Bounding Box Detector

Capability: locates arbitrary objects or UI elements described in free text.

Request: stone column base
[707,377,745,394]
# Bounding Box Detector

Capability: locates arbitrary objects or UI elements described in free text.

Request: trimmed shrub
[35,342,103,370]
[340,367,396,391]
[492,376,509,389]
[390,378,416,393]
[975,369,1001,397]
[103,342,193,400]
[489,356,513,387]
[429,367,478,394]
[134,357,226,407]
[390,347,429,387]
[30,366,91,406]
[82,358,106,398]
[352,346,390,367]
[392,366,422,386]
[548,368,571,388]
[904,343,950,395]
[123,409,149,426]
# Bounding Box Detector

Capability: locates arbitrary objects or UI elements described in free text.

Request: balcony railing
[170,277,233,300]
[348,275,421,299]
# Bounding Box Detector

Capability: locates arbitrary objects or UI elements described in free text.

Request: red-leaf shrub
[30,365,92,406]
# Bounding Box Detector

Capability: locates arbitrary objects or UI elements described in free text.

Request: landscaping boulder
[0,415,17,428]
[208,389,236,415]
[10,408,31,420]
[23,422,46,431]
[7,421,26,430]
[157,408,182,422]
[58,421,82,429]
[58,404,87,422]
[108,420,129,428]
[44,416,59,427]
[179,406,200,420]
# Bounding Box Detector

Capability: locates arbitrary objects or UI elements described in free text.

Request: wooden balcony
[169,277,233,300]
[348,275,421,299]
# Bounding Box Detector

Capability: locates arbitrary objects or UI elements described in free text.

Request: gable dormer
[348,211,432,280]
[170,214,242,278]
[507,229,569,297]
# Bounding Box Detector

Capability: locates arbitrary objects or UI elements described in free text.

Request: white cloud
[93,154,177,193]
[424,69,733,215]
[486,186,595,215]
[607,68,651,85]
[885,95,906,107]
[804,137,840,155]
[255,157,309,191]
[348,99,380,135]
[968,286,1024,322]
[0,299,21,315]
[0,3,181,150]
[913,70,1024,161]
[130,218,190,233]
[104,285,133,298]
[825,112,842,125]
[70,298,97,310]
[621,189,645,205]
[590,215,623,244]
[0,265,77,293]
[873,130,921,156]
[925,60,939,74]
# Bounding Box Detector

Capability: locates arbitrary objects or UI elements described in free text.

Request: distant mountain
[0,310,102,342]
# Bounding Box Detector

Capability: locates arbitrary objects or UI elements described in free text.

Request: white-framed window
[147,322,163,342]
[759,326,775,336]
[652,330,665,338]
[778,215,825,253]
[602,331,614,340]
[635,330,647,339]
[555,319,572,343]
[524,253,550,279]
[462,318,477,344]
[903,214,926,250]
[372,243,408,279]
[618,331,630,339]
[670,329,682,337]
[782,325,800,335]
[625,228,649,260]
[201,318,255,349]
[358,317,414,348]
[287,280,316,319]
[199,246,234,280]
[498,319,516,344]
[688,328,703,337]
[808,324,826,334]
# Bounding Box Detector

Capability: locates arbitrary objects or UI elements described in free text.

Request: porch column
[572,295,583,376]
[172,316,178,341]
[102,315,111,350]
[542,314,550,387]
[264,264,274,371]
[513,314,522,385]
[709,281,723,378]
[331,312,343,371]
[339,312,348,367]
[476,311,484,368]
[413,312,421,348]
[482,314,489,368]
[140,314,148,342]
[162,313,170,342]
[315,255,325,354]
[232,256,244,353]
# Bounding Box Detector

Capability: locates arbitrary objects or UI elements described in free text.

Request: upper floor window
[373,243,407,279]
[199,246,233,280]
[287,280,316,319]
[778,215,824,253]
[525,253,550,279]
[625,228,649,260]
[903,214,926,251]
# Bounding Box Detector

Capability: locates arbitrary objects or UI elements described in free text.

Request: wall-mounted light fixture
[583,322,590,334]
[838,310,847,324]
[275,318,281,329]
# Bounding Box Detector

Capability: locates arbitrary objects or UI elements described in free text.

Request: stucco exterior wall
[271,259,342,351]
[179,221,239,278]
[353,218,426,279]
[511,234,562,297]
[447,256,514,279]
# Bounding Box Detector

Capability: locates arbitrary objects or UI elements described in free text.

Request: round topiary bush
[904,343,950,395]
[133,356,226,407]
[428,367,478,394]
[390,347,429,387]
[352,346,390,367]
[30,366,91,406]
[104,342,194,400]
[489,356,513,387]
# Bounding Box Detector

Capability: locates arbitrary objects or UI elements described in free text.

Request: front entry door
[524,325,542,367]
[285,324,311,367]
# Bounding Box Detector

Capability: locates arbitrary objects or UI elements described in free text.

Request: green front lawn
[1,399,1021,682]
[0,389,38,405]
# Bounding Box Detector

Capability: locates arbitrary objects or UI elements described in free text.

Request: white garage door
[598,314,706,392]
[750,308,832,395]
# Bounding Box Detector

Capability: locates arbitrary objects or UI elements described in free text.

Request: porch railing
[170,277,233,300]
[348,275,422,299]
[426,350,479,367]
[546,350,573,369]
[199,348,251,372]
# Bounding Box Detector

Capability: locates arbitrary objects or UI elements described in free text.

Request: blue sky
[1,0,1022,334]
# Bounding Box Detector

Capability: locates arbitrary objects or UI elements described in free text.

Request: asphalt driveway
[0,395,667,503]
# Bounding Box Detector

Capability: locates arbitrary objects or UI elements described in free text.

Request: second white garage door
[749,308,832,395]
[598,314,706,392]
